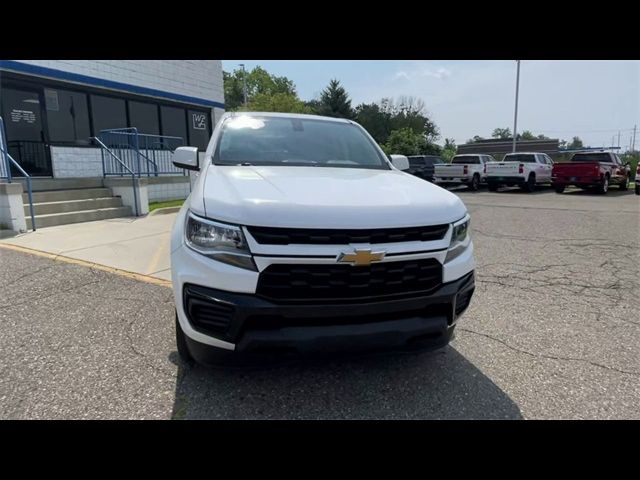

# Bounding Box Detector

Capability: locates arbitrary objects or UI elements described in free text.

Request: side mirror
[173,146,199,171]
[389,154,410,171]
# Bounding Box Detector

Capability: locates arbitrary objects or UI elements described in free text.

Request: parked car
[552,151,631,194]
[434,154,496,191]
[406,155,445,182]
[486,152,554,192]
[636,163,640,195]
[170,112,476,365]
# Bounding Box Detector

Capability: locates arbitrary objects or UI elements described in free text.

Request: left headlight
[185,212,256,271]
[445,215,470,263]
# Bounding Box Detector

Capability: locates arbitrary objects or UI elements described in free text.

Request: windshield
[452,156,480,164]
[571,153,612,163]
[213,115,389,169]
[504,154,537,163]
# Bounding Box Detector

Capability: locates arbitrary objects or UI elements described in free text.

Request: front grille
[256,258,442,302]
[184,285,235,334]
[246,224,449,245]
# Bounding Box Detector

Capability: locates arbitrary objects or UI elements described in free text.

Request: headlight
[185,212,256,270]
[445,215,470,263]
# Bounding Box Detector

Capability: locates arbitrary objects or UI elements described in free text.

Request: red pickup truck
[552,152,631,194]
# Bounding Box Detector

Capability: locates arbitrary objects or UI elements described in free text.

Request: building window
[90,95,127,134]
[188,109,211,150]
[160,105,188,142]
[45,89,91,144]
[128,101,159,135]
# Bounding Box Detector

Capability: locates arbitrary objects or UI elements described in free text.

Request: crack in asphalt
[459,327,640,377]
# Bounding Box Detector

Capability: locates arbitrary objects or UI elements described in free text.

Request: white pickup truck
[169,112,476,365]
[485,152,554,192]
[434,154,496,191]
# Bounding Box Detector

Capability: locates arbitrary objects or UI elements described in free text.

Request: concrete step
[24,188,113,204]
[26,206,133,229]
[24,197,123,216]
[17,177,104,192]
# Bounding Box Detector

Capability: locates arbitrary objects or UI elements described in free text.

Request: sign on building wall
[192,112,207,130]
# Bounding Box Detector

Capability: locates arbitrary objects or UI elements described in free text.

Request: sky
[222,60,639,150]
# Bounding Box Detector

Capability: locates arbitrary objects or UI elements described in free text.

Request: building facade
[0,60,225,178]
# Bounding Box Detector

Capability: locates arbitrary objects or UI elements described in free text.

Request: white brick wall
[13,60,224,106]
[50,147,103,178]
[148,180,191,202]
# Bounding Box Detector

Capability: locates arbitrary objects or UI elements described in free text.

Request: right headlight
[185,211,256,271]
[445,215,470,263]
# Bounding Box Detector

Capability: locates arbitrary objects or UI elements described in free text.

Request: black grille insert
[257,258,442,302]
[184,285,235,334]
[247,224,449,245]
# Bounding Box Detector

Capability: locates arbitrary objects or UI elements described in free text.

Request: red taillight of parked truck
[519,164,524,174]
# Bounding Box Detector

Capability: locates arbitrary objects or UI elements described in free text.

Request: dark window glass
[90,95,127,134]
[160,106,188,142]
[188,109,211,150]
[45,89,91,144]
[504,154,537,163]
[128,101,159,135]
[571,153,613,163]
[452,156,480,164]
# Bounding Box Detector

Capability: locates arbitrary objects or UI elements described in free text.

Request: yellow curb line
[0,243,172,288]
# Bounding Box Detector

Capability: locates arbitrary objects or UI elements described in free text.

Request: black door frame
[1,83,53,177]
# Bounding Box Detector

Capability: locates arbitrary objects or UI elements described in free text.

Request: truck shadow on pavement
[169,346,523,420]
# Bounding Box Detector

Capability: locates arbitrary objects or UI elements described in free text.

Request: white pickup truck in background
[485,152,554,192]
[434,154,496,191]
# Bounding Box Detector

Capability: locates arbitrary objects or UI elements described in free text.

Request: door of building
[0,87,52,177]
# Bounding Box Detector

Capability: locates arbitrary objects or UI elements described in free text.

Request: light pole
[512,60,521,153]
[239,63,248,106]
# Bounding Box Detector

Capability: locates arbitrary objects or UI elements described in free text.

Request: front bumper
[179,270,475,362]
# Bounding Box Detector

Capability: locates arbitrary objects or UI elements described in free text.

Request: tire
[488,183,498,192]
[635,184,639,195]
[554,184,566,194]
[597,175,609,194]
[468,174,480,191]
[522,174,536,193]
[175,312,194,365]
[619,176,629,191]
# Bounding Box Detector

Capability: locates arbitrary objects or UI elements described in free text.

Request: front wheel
[488,183,498,192]
[597,175,609,194]
[554,184,566,194]
[635,184,639,195]
[175,313,194,365]
[619,176,629,191]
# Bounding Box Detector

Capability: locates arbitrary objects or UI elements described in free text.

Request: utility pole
[512,60,521,153]
[633,124,637,152]
[617,131,621,150]
[239,63,248,107]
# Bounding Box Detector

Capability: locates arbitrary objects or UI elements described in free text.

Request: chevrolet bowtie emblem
[337,249,386,266]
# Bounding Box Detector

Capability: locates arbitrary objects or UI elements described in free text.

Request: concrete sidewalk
[0,213,177,281]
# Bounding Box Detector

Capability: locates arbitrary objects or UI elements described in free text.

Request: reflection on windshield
[214,115,389,169]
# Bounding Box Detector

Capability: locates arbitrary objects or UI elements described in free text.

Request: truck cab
[434,154,496,191]
[485,152,554,192]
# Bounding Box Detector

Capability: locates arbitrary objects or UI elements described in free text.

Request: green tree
[519,130,536,140]
[381,128,439,156]
[223,66,298,111]
[567,136,584,149]
[244,92,313,114]
[316,79,355,119]
[492,127,512,139]
[354,102,392,144]
[442,138,457,162]
[467,135,484,143]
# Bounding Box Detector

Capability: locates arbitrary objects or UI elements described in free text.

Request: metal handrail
[0,116,36,231]
[98,128,185,177]
[92,136,140,216]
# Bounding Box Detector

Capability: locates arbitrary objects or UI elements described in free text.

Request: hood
[193,165,467,228]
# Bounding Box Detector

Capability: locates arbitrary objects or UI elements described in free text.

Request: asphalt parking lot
[0,185,638,419]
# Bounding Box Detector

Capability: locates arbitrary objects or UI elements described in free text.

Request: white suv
[170,112,476,365]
